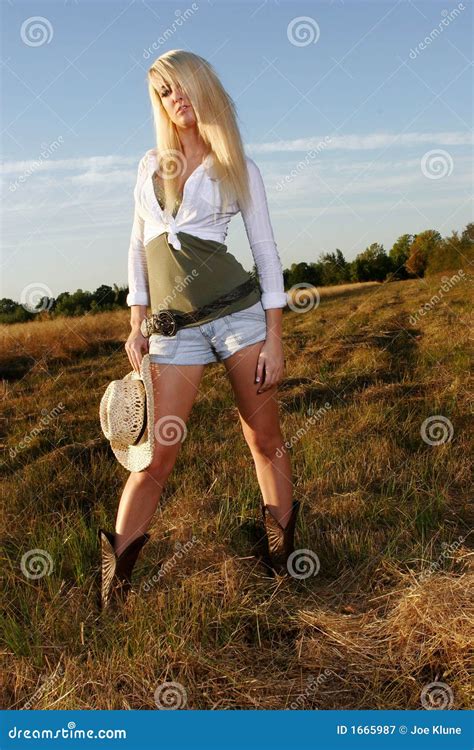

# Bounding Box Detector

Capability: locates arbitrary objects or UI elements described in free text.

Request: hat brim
[109,354,155,472]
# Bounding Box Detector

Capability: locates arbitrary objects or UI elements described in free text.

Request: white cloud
[248,131,474,153]
[0,154,139,176]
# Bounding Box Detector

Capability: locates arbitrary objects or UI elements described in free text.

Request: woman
[99,50,299,611]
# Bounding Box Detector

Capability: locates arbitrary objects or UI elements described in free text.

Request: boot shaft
[261,500,300,576]
[99,528,150,611]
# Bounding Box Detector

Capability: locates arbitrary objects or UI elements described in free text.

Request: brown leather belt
[140,274,260,338]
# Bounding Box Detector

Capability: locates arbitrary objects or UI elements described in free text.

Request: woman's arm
[126,156,150,310]
[240,157,288,314]
[125,156,150,372]
[264,306,283,342]
[240,158,287,392]
[130,304,148,332]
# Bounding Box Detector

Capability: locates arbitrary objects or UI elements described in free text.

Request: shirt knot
[165,218,181,250]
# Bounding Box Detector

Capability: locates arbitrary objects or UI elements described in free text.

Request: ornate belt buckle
[155,310,177,337]
[140,317,151,337]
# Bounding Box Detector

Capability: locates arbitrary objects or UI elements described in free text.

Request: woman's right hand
[125,327,149,373]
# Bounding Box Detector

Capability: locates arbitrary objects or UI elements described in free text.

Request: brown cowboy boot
[260,500,300,577]
[98,528,150,612]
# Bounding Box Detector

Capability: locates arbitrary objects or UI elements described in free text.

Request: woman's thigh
[221,343,282,444]
[148,362,206,471]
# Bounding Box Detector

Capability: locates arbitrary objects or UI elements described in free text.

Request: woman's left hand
[255,337,285,393]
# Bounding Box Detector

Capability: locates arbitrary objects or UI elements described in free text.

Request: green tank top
[145,173,262,328]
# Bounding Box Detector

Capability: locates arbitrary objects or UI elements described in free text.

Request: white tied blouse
[126,149,289,310]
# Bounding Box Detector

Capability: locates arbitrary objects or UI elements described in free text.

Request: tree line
[1,222,472,325]
[284,223,473,288]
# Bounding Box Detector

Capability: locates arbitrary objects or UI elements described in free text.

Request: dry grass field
[1,271,472,710]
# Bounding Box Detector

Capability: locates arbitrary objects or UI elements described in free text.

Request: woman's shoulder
[137,148,157,173]
[243,155,266,191]
[244,154,262,179]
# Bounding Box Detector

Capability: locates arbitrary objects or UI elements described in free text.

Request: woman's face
[158,80,196,127]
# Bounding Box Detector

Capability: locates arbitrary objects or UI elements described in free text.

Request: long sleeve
[126,156,150,307]
[240,157,288,310]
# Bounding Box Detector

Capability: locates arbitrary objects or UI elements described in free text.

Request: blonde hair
[147,50,251,216]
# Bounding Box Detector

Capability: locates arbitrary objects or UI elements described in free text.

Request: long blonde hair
[147,49,251,216]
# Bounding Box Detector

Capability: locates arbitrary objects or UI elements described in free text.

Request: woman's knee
[128,447,177,485]
[245,430,284,459]
[145,445,179,482]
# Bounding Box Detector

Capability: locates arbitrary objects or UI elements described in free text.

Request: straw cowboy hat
[99,353,155,472]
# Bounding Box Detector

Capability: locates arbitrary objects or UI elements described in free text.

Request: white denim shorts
[148,300,267,365]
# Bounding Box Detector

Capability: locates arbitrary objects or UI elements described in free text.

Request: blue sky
[1,0,472,302]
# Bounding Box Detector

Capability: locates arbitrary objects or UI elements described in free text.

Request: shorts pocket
[225,304,266,345]
[148,329,180,358]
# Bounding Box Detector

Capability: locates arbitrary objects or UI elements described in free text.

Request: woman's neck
[177,125,208,160]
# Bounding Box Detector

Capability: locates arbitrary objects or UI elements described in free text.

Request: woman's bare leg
[222,342,293,528]
[114,362,205,556]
